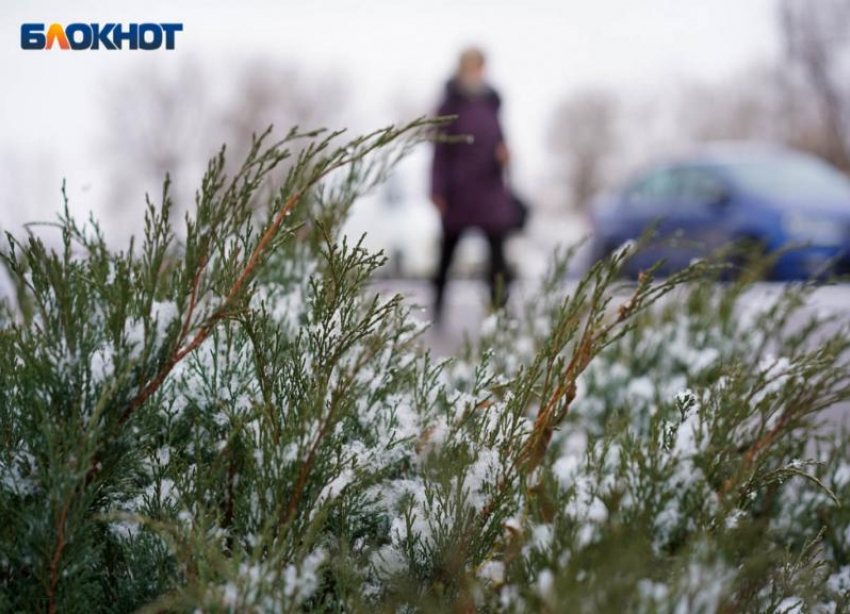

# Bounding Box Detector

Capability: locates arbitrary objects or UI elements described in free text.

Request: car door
[619,166,681,274]
[662,166,733,268]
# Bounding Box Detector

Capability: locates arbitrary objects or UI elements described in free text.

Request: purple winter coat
[431,80,516,235]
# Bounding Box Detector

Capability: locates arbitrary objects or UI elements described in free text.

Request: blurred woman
[431,47,516,323]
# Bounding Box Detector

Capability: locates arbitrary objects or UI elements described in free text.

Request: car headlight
[783,212,846,246]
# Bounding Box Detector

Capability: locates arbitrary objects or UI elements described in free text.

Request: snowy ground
[342,182,593,282]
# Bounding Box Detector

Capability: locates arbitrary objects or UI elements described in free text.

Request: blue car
[589,145,850,279]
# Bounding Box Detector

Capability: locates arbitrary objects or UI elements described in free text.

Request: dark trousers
[433,229,510,319]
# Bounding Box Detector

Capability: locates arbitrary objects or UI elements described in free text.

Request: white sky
[0,0,782,237]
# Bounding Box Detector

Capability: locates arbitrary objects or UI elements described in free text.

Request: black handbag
[505,165,529,231]
[511,190,529,230]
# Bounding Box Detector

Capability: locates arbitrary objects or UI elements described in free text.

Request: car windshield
[726,155,850,202]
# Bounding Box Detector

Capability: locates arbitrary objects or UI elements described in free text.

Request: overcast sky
[0,0,782,237]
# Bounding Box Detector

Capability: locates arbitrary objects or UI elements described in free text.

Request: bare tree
[101,58,348,221]
[101,60,213,216]
[221,59,347,168]
[780,0,850,171]
[548,90,619,211]
[675,65,794,145]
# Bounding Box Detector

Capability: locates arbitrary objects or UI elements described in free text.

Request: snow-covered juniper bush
[2,120,850,614]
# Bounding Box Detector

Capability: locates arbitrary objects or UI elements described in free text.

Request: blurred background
[2,0,849,345]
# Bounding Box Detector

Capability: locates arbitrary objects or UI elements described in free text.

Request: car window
[625,168,679,207]
[677,168,728,205]
[728,155,850,201]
